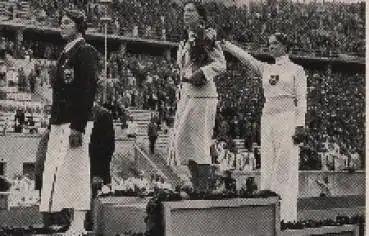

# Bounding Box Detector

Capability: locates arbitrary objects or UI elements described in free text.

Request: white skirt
[174,96,218,165]
[39,122,93,212]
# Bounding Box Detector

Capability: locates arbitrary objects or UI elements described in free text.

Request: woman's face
[183,3,201,29]
[268,35,286,58]
[60,15,78,40]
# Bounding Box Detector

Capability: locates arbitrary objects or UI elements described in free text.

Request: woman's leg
[260,113,274,191]
[65,210,88,234]
[272,111,299,222]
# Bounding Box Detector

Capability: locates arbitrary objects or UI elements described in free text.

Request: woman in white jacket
[174,1,226,166]
[221,33,307,222]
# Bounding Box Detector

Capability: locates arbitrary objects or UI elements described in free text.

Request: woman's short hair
[184,1,208,23]
[271,32,291,51]
[61,9,88,35]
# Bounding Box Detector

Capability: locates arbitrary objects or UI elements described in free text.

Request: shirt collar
[188,31,196,43]
[275,55,289,65]
[64,36,84,53]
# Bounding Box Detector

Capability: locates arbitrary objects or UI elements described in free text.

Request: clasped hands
[292,126,307,145]
[182,28,217,86]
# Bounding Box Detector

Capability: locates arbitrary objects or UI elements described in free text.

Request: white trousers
[174,96,217,165]
[40,122,93,212]
[260,110,299,222]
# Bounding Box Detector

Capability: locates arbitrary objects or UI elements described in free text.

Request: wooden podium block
[162,197,280,236]
[93,196,149,235]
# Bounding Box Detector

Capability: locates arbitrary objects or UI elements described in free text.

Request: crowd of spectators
[0,50,54,135]
[0,37,16,57]
[214,62,263,147]
[0,36,62,60]
[3,0,363,55]
[0,0,365,170]
[102,51,179,127]
[206,0,365,55]
[98,47,365,170]
[303,70,365,169]
[21,39,62,60]
[0,33,365,169]
[212,61,365,170]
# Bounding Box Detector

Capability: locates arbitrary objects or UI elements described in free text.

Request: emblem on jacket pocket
[64,68,74,84]
[269,75,279,85]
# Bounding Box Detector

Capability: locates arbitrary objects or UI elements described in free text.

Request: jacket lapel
[55,38,86,86]
[56,38,86,68]
[178,41,190,66]
[63,38,86,67]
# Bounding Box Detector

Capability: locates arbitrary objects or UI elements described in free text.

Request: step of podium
[234,138,245,149]
[298,195,365,221]
[20,231,95,236]
[135,144,182,187]
[235,139,254,154]
[0,195,365,235]
[128,109,157,117]
[139,136,170,151]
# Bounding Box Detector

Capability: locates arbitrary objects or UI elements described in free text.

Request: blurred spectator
[14,109,25,133]
[126,116,137,138]
[147,117,158,154]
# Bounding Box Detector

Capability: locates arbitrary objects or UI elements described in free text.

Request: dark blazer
[50,38,99,133]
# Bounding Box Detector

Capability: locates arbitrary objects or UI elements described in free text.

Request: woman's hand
[204,28,217,42]
[69,129,83,148]
[183,70,207,86]
[220,40,231,51]
[292,126,307,145]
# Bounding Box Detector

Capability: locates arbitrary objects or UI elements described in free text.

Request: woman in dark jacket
[35,102,115,231]
[39,9,99,235]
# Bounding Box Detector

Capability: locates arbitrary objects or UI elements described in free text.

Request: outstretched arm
[221,40,264,75]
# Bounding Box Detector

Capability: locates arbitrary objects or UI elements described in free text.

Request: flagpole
[99,0,112,104]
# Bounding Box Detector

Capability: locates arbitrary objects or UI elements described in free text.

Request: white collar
[275,55,289,65]
[64,36,84,53]
[188,30,196,43]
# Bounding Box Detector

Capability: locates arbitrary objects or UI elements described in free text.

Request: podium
[93,196,280,236]
[162,197,280,236]
[93,196,149,235]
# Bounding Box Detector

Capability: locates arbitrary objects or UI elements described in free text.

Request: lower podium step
[30,232,95,236]
[0,227,95,236]
[281,224,360,236]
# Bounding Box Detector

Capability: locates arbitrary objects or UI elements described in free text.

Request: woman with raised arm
[221,33,307,222]
[39,9,99,235]
[174,1,226,166]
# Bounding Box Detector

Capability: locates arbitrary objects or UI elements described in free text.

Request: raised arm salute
[222,33,307,222]
[221,40,264,75]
